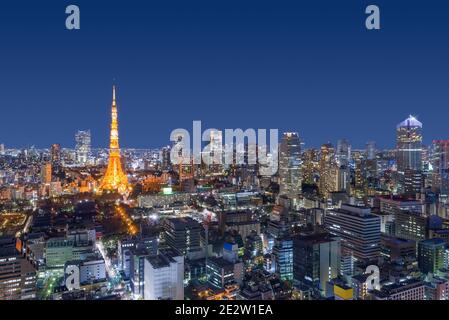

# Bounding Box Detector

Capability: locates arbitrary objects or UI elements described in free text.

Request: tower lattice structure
[99,86,130,194]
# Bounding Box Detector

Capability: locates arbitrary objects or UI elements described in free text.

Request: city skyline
[2,0,449,303]
[0,111,435,151]
[0,1,448,149]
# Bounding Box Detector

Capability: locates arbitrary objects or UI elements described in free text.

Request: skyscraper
[396,115,423,172]
[75,130,91,165]
[319,143,338,199]
[40,163,52,184]
[324,204,381,262]
[50,143,61,167]
[0,238,37,300]
[293,232,340,294]
[365,141,377,161]
[396,116,423,194]
[143,249,184,300]
[272,237,294,281]
[431,140,449,197]
[163,217,202,258]
[99,86,130,194]
[336,139,351,167]
[279,132,302,204]
[418,238,445,275]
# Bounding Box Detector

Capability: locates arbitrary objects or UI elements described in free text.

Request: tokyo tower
[99,86,130,194]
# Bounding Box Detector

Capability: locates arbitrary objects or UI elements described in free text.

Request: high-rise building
[50,143,61,167]
[0,238,37,300]
[203,129,223,175]
[99,86,130,194]
[207,242,244,289]
[336,139,351,167]
[293,232,341,293]
[279,132,302,205]
[161,146,171,171]
[396,116,423,194]
[272,237,294,281]
[118,235,158,278]
[366,141,377,160]
[163,217,202,258]
[364,141,378,181]
[0,143,4,155]
[431,140,449,196]
[75,130,91,165]
[40,163,52,184]
[143,249,184,300]
[301,149,318,185]
[418,238,446,275]
[129,248,152,298]
[394,211,427,242]
[324,204,381,262]
[319,143,338,200]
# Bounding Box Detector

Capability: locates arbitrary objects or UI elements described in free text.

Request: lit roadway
[96,239,129,299]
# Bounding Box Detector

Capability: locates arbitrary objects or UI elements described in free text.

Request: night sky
[0,0,448,149]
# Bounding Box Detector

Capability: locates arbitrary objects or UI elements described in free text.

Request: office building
[293,232,340,293]
[118,235,158,278]
[324,204,381,262]
[279,132,302,205]
[75,130,91,165]
[394,211,427,242]
[163,217,202,258]
[431,140,449,196]
[0,238,37,300]
[143,249,184,300]
[418,238,446,274]
[396,116,423,193]
[50,143,61,167]
[272,237,294,281]
[40,163,52,184]
[372,279,425,300]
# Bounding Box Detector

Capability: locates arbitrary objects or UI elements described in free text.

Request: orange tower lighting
[99,86,130,194]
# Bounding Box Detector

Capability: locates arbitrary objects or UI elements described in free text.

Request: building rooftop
[166,217,201,230]
[396,115,422,129]
[419,238,446,246]
[146,248,182,269]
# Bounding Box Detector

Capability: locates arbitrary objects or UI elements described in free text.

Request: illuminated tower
[279,132,302,205]
[396,115,423,195]
[99,86,130,194]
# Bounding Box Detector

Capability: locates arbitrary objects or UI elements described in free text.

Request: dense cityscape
[0,87,448,301]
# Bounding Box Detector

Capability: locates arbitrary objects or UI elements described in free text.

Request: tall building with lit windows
[396,116,423,194]
[163,217,202,258]
[40,163,52,184]
[50,143,61,167]
[431,140,449,197]
[75,130,91,165]
[319,143,338,199]
[0,238,37,300]
[324,204,381,262]
[279,132,302,205]
[336,139,351,167]
[293,232,340,294]
[143,249,184,300]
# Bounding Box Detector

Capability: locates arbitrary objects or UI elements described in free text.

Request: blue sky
[0,0,448,149]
